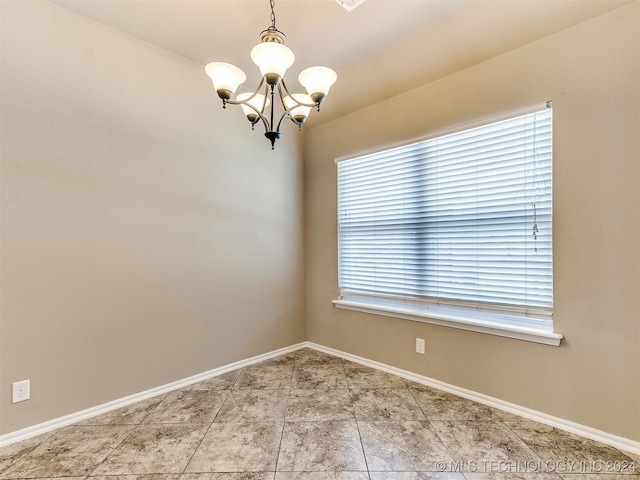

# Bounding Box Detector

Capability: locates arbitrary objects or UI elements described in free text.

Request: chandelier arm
[223,77,265,107]
[249,82,271,131]
[276,109,298,131]
[255,83,271,130]
[252,109,270,131]
[222,100,269,130]
[274,84,303,130]
[280,79,318,108]
[223,98,268,129]
[276,83,288,112]
[222,77,271,131]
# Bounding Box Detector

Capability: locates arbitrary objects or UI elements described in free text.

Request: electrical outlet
[415,338,425,355]
[12,380,30,404]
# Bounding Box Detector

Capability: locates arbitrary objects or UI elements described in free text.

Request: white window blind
[337,105,553,331]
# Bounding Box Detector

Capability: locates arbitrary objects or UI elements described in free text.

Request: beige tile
[369,473,467,480]
[460,461,569,476]
[185,421,282,472]
[234,364,293,390]
[260,352,298,366]
[0,425,133,478]
[181,371,242,391]
[350,388,426,421]
[143,390,227,424]
[410,387,497,421]
[358,420,453,471]
[182,474,276,480]
[286,389,354,422]
[490,408,531,423]
[91,424,208,475]
[276,473,370,480]
[430,421,540,468]
[295,349,344,366]
[506,422,638,473]
[344,364,406,389]
[465,474,562,480]
[557,476,640,480]
[1,352,629,480]
[78,395,166,426]
[623,450,640,464]
[25,477,88,480]
[402,379,428,389]
[0,431,55,473]
[89,476,181,480]
[277,420,367,471]
[91,474,275,480]
[292,365,348,389]
[215,389,289,422]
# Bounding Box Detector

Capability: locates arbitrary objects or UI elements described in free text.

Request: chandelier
[205,0,337,149]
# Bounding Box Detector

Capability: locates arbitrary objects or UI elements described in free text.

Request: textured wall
[0,1,305,434]
[305,3,640,442]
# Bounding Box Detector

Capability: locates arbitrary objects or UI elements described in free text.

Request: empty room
[0,0,638,478]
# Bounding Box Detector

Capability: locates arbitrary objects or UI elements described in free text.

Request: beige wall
[0,1,306,435]
[305,2,640,442]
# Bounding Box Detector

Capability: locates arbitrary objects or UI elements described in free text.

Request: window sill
[332,298,563,346]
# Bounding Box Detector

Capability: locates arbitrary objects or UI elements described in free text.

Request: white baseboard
[306,341,640,456]
[0,343,306,448]
[1,340,638,457]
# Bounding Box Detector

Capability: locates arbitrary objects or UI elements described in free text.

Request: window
[334,103,562,345]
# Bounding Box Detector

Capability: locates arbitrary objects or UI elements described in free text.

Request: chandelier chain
[269,0,277,30]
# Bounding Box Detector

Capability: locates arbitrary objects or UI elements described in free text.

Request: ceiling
[48,0,466,70]
[49,0,631,124]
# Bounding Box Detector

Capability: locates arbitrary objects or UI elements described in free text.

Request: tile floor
[0,348,638,479]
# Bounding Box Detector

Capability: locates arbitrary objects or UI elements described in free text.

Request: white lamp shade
[298,66,337,101]
[250,42,295,82]
[236,92,270,120]
[284,93,313,122]
[205,62,246,99]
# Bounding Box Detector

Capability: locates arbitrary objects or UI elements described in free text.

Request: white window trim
[333,297,563,346]
[333,102,563,347]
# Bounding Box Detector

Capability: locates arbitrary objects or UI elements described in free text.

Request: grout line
[345,359,372,479]
[273,353,298,476]
[180,385,235,474]
[85,423,141,477]
[499,420,547,469]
